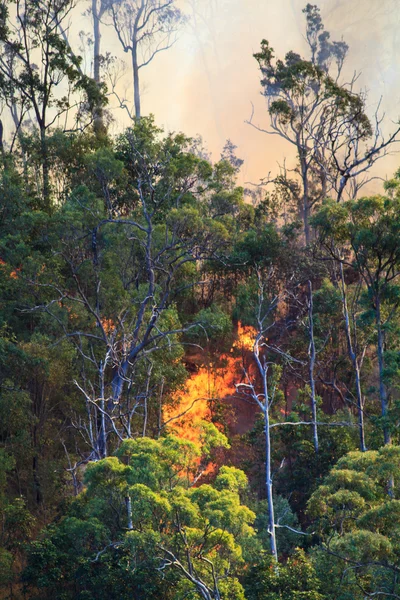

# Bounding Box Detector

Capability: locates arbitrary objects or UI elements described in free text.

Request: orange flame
[164,323,257,444]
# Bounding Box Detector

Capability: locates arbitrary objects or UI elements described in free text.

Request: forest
[1,1,400,598]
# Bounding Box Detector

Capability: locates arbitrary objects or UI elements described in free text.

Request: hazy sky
[100,0,400,186]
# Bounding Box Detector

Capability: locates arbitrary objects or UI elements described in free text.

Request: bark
[92,0,105,136]
[300,154,310,245]
[0,119,4,154]
[254,351,278,561]
[375,295,391,445]
[308,280,319,454]
[339,264,366,452]
[98,360,107,459]
[40,126,51,210]
[125,495,133,530]
[264,402,278,561]
[132,42,141,119]
[93,0,101,86]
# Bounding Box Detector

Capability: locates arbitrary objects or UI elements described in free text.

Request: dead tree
[309,96,400,202]
[107,0,184,119]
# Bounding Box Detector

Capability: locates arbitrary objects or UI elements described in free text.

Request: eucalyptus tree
[107,0,185,119]
[0,0,103,208]
[28,118,230,461]
[233,226,310,562]
[249,4,347,243]
[313,194,400,446]
[249,4,398,243]
[24,433,254,600]
[308,446,400,599]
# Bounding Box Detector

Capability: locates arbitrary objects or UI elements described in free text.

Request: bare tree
[235,287,280,561]
[107,0,184,119]
[309,95,400,202]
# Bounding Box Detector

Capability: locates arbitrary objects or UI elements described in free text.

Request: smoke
[7,0,399,188]
[133,0,400,188]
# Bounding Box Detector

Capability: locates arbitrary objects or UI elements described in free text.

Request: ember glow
[164,323,257,443]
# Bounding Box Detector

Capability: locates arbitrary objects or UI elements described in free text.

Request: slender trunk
[300,156,310,244]
[303,188,310,244]
[254,343,278,561]
[354,364,366,451]
[339,265,366,452]
[99,360,107,458]
[132,43,141,119]
[0,119,4,155]
[40,126,50,210]
[264,404,278,561]
[92,0,105,136]
[142,395,148,437]
[125,495,133,530]
[375,295,391,445]
[308,281,319,453]
[157,379,164,439]
[258,362,278,562]
[93,0,101,85]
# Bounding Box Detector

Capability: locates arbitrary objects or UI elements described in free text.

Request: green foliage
[244,548,326,599]
[308,446,400,599]
[24,434,254,599]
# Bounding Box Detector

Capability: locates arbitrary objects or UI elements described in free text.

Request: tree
[308,446,400,599]
[107,0,184,119]
[313,195,400,446]
[24,432,254,600]
[0,0,104,208]
[27,118,231,461]
[249,4,398,243]
[233,231,303,562]
[244,548,326,600]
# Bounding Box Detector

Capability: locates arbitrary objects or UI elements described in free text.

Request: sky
[85,0,400,187]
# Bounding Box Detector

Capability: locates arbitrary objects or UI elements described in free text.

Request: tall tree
[107,0,184,119]
[249,4,398,243]
[28,118,229,461]
[313,195,400,446]
[0,0,103,208]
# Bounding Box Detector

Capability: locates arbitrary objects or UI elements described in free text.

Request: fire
[164,323,257,444]
[0,258,20,279]
[237,322,256,352]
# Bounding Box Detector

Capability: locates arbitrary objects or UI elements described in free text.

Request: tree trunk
[308,281,319,453]
[258,362,278,561]
[132,43,141,119]
[375,295,391,445]
[125,496,133,530]
[354,362,367,452]
[40,126,51,210]
[98,360,107,459]
[300,156,310,244]
[264,404,278,561]
[0,119,4,155]
[339,265,366,452]
[92,0,105,136]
